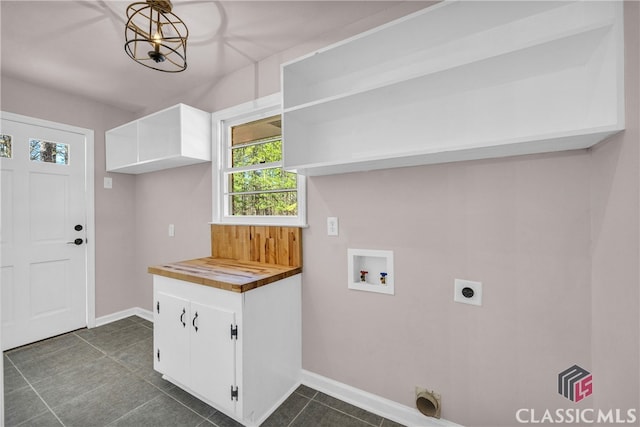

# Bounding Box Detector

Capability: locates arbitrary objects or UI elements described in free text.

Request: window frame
[212,93,306,227]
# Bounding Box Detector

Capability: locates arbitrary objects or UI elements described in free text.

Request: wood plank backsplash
[211,225,302,268]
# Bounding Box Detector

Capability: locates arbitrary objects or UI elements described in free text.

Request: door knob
[74,224,83,231]
[67,238,84,245]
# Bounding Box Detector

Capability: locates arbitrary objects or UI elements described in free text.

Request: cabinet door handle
[192,311,199,332]
[180,308,186,327]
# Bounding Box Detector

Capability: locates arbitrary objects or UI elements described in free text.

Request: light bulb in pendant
[152,31,162,48]
[148,29,165,63]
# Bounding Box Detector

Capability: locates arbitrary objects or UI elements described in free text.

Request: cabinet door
[189,301,237,415]
[154,291,190,387]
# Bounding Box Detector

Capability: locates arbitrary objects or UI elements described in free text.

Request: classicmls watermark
[516,408,638,424]
[558,365,592,403]
[515,365,638,424]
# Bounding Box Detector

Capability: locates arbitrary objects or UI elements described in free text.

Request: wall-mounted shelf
[348,249,394,295]
[106,104,211,174]
[282,1,624,176]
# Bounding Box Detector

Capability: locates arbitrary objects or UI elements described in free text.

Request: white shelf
[348,249,394,295]
[282,1,624,176]
[106,104,211,174]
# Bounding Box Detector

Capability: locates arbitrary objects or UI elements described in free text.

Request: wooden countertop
[148,257,302,293]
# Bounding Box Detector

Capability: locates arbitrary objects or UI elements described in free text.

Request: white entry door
[1,113,93,350]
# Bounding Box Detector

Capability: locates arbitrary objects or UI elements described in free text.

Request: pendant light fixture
[125,0,188,72]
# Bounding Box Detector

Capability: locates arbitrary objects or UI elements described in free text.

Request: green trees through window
[228,117,297,216]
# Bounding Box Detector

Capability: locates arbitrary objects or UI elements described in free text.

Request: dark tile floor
[4,316,405,427]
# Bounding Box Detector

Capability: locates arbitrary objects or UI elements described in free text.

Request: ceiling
[1,1,430,113]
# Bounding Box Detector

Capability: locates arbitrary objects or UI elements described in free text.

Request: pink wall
[298,4,639,424]
[133,163,212,309]
[304,151,596,425]
[590,0,640,414]
[2,2,637,425]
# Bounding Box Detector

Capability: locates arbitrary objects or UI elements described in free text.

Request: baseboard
[94,307,154,327]
[300,370,462,427]
[133,307,154,322]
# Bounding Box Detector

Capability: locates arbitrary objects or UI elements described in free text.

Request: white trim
[85,127,96,328]
[0,111,96,331]
[94,307,153,327]
[211,94,307,227]
[300,370,463,427]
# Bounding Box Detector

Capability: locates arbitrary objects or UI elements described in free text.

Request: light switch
[168,224,175,237]
[103,177,112,189]
[327,217,338,236]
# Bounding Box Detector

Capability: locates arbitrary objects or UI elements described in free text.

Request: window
[0,134,12,158]
[29,139,69,165]
[214,94,306,226]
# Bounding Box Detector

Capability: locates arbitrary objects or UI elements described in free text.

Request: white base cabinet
[152,274,301,426]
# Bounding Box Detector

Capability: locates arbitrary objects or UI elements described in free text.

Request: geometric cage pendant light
[124,0,188,72]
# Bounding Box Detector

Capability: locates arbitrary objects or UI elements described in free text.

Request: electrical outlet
[454,278,482,306]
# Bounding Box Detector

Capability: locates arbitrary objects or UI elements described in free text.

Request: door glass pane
[29,139,69,165]
[0,134,12,158]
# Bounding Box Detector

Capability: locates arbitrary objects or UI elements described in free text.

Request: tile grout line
[9,329,187,427]
[286,394,315,427]
[72,331,110,356]
[6,334,86,366]
[149,382,216,424]
[105,394,166,426]
[5,356,67,427]
[75,321,217,425]
[196,419,214,427]
[11,326,148,426]
[127,360,218,423]
[6,332,141,427]
[89,336,217,424]
[5,319,191,427]
[13,328,199,426]
[73,323,152,359]
[101,320,224,424]
[311,394,382,427]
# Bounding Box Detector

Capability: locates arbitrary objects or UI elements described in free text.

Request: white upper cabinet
[106,104,211,174]
[282,1,625,176]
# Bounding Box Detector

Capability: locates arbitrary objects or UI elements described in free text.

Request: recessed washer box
[348,249,394,295]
